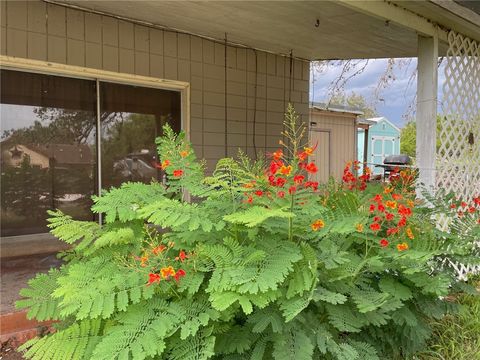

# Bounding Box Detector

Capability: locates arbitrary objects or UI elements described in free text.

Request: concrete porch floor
[1,253,62,346]
[1,253,62,315]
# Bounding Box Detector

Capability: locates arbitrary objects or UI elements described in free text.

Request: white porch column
[416,34,438,192]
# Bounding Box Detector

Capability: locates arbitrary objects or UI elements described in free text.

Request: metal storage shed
[309,103,363,183]
[357,117,401,175]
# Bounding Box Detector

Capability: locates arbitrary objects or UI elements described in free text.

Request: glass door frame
[0,55,190,256]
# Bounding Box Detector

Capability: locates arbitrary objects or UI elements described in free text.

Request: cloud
[310,58,423,127]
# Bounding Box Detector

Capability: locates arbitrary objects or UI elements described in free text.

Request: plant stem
[288,193,294,241]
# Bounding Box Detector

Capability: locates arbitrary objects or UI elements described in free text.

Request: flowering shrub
[17,105,480,360]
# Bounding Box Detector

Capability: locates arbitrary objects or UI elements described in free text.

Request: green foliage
[17,105,480,360]
[416,278,480,360]
[400,116,448,159]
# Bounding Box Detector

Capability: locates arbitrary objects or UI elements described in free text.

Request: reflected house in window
[2,143,93,170]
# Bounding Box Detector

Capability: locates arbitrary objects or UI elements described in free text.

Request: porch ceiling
[58,0,422,60]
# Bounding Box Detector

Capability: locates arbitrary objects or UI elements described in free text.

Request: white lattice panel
[438,31,480,278]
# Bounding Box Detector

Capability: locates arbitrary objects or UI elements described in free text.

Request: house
[357,117,401,175]
[1,0,479,343]
[309,103,363,182]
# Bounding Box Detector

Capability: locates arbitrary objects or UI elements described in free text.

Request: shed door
[310,130,330,183]
[371,136,396,173]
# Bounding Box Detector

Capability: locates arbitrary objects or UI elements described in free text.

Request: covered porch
[51,0,480,194]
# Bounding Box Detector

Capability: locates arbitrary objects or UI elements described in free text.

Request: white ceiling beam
[337,0,448,42]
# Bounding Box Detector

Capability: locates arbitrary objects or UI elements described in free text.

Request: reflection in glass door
[1,71,182,236]
[0,70,97,237]
[99,82,181,190]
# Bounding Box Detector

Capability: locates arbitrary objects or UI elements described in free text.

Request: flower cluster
[158,145,193,180]
[342,161,371,191]
[366,187,416,251]
[135,241,188,286]
[243,147,319,203]
[311,219,325,231]
[448,196,480,223]
[388,167,417,194]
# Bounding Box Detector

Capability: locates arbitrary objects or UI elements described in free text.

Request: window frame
[0,55,191,256]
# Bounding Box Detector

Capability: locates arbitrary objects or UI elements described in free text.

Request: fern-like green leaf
[53,257,151,320]
[92,299,185,360]
[92,182,166,223]
[223,206,294,227]
[272,327,314,360]
[19,319,103,360]
[16,269,62,321]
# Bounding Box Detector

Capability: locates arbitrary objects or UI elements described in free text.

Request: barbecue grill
[375,154,411,178]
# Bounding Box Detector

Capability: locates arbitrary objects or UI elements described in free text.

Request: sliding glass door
[0,70,181,238]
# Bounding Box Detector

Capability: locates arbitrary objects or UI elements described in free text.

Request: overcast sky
[309,58,446,129]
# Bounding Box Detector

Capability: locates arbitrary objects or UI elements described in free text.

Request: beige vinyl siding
[309,109,358,180]
[1,0,310,172]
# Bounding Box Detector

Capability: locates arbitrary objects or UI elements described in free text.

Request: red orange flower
[269,160,281,175]
[387,227,399,236]
[293,175,305,184]
[355,223,364,232]
[173,169,184,177]
[161,159,170,169]
[370,222,381,232]
[180,150,189,158]
[276,177,286,187]
[174,269,186,282]
[140,255,148,267]
[272,149,283,160]
[288,186,297,194]
[311,219,325,231]
[175,250,187,262]
[277,191,285,198]
[398,204,412,217]
[243,181,255,188]
[161,266,175,279]
[152,245,167,255]
[280,165,292,175]
[392,193,402,201]
[379,239,389,247]
[385,200,397,209]
[406,227,414,239]
[398,216,407,227]
[147,273,161,286]
[385,212,394,221]
[255,190,264,197]
[303,147,314,156]
[397,242,409,251]
[304,181,318,191]
[305,162,318,174]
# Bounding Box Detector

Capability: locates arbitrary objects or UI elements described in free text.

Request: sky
[309,58,446,129]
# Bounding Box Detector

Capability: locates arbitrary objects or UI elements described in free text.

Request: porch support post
[416,34,438,192]
[363,127,369,172]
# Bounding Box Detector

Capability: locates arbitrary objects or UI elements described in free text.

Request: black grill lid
[383,155,411,165]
